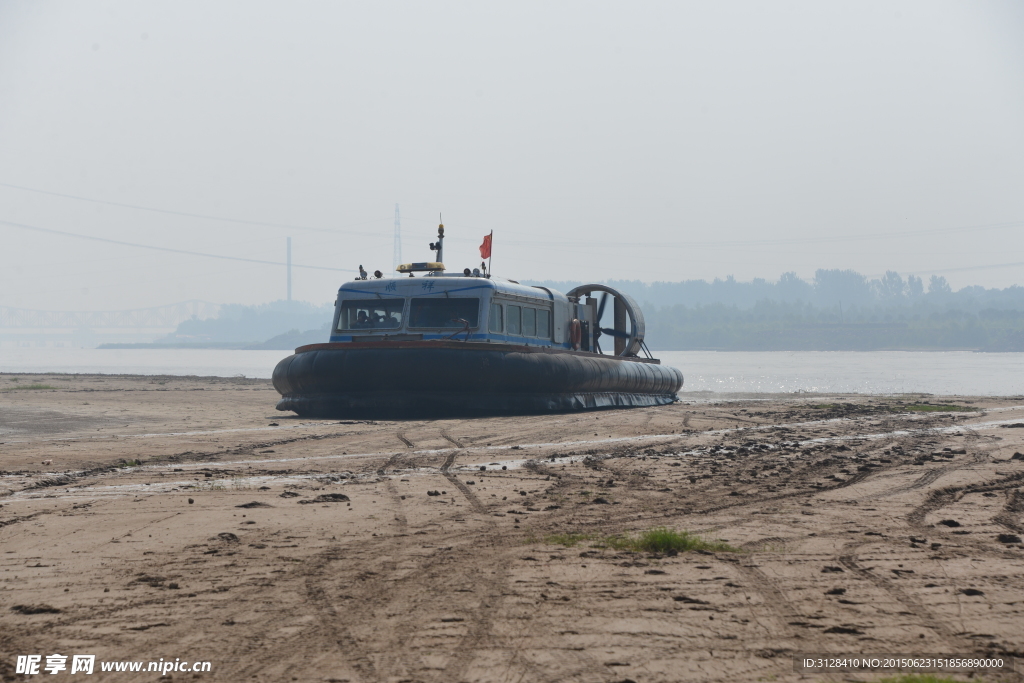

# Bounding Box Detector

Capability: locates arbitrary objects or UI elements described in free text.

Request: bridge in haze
[0,300,221,347]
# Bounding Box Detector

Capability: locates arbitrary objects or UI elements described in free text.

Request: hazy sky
[2,1,1023,311]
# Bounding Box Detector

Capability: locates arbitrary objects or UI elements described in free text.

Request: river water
[1,348,1021,396]
[658,350,1022,396]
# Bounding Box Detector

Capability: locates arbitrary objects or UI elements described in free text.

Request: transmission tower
[393,203,402,272]
[287,237,292,301]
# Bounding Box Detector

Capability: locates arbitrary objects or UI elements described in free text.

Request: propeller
[593,292,632,342]
[596,292,609,324]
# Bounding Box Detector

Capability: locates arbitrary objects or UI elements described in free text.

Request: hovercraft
[272,224,683,417]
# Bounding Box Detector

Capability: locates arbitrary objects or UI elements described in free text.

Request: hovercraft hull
[272,342,683,418]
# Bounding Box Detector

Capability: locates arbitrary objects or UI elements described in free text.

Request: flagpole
[488,230,493,277]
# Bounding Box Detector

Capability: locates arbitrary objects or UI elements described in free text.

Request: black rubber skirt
[272,342,683,418]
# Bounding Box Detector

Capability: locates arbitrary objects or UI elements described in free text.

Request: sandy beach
[2,373,1023,682]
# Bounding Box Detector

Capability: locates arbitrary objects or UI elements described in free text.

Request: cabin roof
[337,276,565,301]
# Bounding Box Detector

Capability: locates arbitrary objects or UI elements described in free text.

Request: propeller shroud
[565,284,646,357]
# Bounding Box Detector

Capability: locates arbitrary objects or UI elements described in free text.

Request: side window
[522,307,536,336]
[488,302,503,333]
[537,308,550,339]
[337,300,404,331]
[507,305,521,335]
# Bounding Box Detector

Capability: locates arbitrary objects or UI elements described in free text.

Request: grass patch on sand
[543,527,740,554]
[2,383,57,391]
[606,527,739,554]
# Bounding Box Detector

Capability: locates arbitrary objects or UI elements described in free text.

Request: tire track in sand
[730,558,810,651]
[907,471,1024,527]
[862,450,989,502]
[384,478,409,531]
[440,427,465,449]
[994,489,1024,535]
[302,546,380,682]
[381,427,420,473]
[380,452,405,475]
[264,439,506,682]
[312,489,505,681]
[836,540,969,648]
[221,536,452,681]
[440,446,486,513]
[423,433,607,682]
[839,465,1024,649]
[414,501,612,682]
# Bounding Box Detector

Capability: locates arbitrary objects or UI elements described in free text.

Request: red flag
[479,232,492,259]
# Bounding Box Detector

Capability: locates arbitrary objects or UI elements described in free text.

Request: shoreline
[4,370,1024,401]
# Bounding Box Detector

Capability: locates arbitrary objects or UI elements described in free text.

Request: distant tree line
[147,270,1024,351]
[528,270,1024,351]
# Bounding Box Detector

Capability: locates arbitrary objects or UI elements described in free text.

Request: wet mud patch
[0,407,129,437]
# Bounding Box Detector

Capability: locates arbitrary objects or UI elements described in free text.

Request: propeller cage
[566,284,646,357]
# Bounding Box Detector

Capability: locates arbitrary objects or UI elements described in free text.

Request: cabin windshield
[408,298,479,328]
[337,300,404,331]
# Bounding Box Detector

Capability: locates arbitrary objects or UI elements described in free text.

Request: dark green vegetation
[103,270,1024,350]
[530,270,1024,351]
[543,527,739,554]
[645,302,1024,351]
[903,404,979,413]
[808,402,978,414]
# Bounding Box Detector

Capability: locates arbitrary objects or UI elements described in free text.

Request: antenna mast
[436,214,443,265]
[392,203,402,272]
